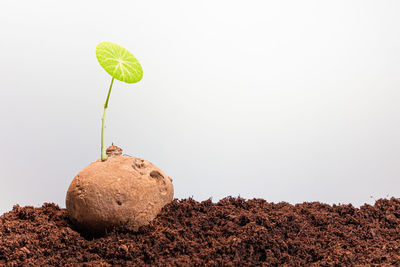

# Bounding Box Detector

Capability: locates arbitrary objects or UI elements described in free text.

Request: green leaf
[96,42,143,83]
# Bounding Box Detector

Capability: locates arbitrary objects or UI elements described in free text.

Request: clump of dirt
[1,197,400,266]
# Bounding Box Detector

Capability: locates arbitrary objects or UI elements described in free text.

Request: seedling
[96,42,143,161]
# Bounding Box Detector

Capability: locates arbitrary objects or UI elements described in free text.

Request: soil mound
[1,197,400,266]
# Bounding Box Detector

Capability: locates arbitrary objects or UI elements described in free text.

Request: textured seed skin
[66,155,173,234]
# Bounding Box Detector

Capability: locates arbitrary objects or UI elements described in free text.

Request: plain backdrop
[0,1,399,214]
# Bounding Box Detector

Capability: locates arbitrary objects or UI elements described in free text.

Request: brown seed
[66,154,174,235]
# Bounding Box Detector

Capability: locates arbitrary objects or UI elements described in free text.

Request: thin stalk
[101,77,115,161]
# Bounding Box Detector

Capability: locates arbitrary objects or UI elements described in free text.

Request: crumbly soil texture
[1,197,400,266]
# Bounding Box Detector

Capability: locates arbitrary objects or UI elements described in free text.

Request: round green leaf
[96,42,143,83]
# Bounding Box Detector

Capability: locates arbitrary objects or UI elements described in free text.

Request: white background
[0,1,399,214]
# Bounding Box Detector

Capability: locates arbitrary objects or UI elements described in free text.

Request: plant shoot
[95,42,143,161]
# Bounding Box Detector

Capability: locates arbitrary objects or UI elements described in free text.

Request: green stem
[101,77,115,161]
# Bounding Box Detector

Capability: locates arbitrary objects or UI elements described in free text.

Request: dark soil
[1,197,400,266]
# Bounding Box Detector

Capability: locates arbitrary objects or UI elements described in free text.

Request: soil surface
[1,197,400,266]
